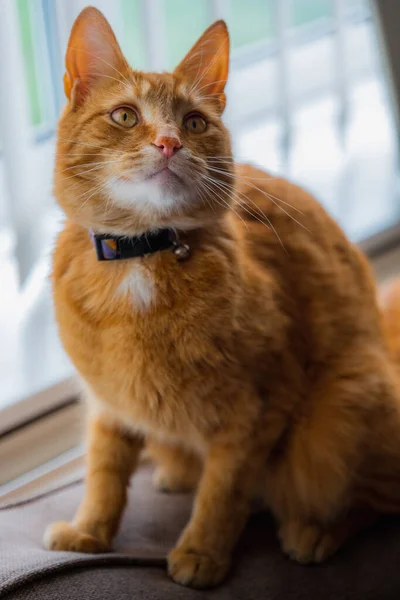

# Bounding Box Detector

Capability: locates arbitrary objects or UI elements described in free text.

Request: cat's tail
[354,279,400,514]
[379,278,400,365]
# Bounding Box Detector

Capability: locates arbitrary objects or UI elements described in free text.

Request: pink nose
[153,135,182,158]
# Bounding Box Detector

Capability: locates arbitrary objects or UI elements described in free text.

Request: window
[0,0,399,478]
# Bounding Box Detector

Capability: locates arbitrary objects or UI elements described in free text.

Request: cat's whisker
[58,172,109,202]
[205,156,239,160]
[59,164,108,182]
[102,191,115,220]
[56,159,126,175]
[208,159,274,172]
[203,173,289,252]
[56,152,123,157]
[62,181,100,213]
[206,157,279,170]
[207,165,308,225]
[199,183,248,232]
[203,175,267,227]
[207,173,273,222]
[253,186,305,217]
[204,175,287,252]
[67,177,105,204]
[208,160,275,175]
[56,136,124,153]
[229,175,304,218]
[97,182,114,221]
[207,158,236,163]
[56,178,82,201]
[199,178,250,233]
[195,184,215,215]
[74,179,112,219]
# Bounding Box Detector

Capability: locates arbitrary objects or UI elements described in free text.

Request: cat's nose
[153,135,182,158]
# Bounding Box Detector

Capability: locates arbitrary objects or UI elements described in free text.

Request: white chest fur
[118,265,155,310]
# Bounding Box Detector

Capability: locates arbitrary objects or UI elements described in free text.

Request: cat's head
[55,6,233,235]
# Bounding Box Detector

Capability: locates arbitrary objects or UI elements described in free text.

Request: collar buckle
[92,234,119,261]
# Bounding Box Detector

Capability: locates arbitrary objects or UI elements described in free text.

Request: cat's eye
[110,106,138,128]
[183,113,207,134]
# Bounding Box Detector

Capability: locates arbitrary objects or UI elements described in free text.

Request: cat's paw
[153,467,195,493]
[168,545,229,588]
[44,521,108,554]
[279,520,337,564]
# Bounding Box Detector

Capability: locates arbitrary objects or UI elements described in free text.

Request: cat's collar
[89,229,191,262]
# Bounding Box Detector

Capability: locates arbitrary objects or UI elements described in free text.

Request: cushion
[1,464,400,599]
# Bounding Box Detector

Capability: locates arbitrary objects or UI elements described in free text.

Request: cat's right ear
[64,7,128,107]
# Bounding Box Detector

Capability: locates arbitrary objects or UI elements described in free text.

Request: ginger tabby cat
[45,7,400,588]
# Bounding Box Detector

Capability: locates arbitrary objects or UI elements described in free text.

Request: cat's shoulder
[52,220,92,280]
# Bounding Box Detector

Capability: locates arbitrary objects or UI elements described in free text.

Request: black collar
[90,228,176,261]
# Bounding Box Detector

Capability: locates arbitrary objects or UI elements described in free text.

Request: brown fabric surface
[1,464,400,599]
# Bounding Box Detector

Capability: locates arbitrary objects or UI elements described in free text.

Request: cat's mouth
[147,166,180,182]
[118,165,185,187]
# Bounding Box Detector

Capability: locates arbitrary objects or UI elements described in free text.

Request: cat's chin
[106,175,191,217]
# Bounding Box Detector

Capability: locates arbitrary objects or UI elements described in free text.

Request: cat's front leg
[44,414,143,553]
[168,431,265,588]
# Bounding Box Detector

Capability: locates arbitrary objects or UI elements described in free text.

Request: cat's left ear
[64,6,129,106]
[174,20,230,113]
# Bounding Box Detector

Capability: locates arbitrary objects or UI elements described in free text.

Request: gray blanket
[1,464,400,599]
